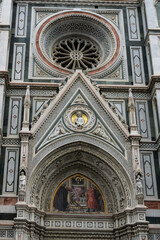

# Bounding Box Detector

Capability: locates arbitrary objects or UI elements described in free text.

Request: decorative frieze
[127,7,140,41]
[148,233,160,240]
[136,101,151,139]
[2,138,20,146]
[101,91,151,100]
[44,219,113,230]
[3,148,19,194]
[6,89,56,97]
[140,142,158,150]
[15,4,28,38]
[7,98,22,136]
[0,229,14,239]
[130,47,145,85]
[12,43,26,81]
[141,152,157,198]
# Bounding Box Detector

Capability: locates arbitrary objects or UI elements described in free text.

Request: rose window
[52,38,101,70]
[34,11,122,77]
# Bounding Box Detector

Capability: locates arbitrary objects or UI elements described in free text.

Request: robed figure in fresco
[86,187,98,212]
[54,184,69,211]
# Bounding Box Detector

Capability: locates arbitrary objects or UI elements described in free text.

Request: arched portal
[15,142,148,240]
[27,142,134,213]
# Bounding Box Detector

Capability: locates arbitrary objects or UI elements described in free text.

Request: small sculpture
[93,123,112,142]
[136,172,143,194]
[31,115,39,127]
[19,171,26,191]
[59,80,66,91]
[92,81,99,92]
[74,111,85,128]
[49,122,67,139]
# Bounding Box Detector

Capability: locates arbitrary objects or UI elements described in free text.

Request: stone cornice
[0,25,11,30]
[0,71,9,86]
[100,75,160,93]
[5,75,160,95]
[13,0,140,6]
[8,82,59,90]
[140,133,160,151]
[144,28,160,45]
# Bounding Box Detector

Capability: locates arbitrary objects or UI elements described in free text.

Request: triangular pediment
[31,71,129,156]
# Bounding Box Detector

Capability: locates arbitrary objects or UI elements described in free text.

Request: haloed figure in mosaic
[74,111,85,128]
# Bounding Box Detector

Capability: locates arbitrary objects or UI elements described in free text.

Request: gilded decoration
[63,105,96,132]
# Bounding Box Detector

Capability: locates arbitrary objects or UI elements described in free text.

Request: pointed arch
[27,141,135,215]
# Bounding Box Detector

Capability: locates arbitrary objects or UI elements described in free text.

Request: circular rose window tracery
[52,37,101,70]
[34,10,122,77]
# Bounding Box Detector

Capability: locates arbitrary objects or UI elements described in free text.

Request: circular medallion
[63,106,96,132]
[34,10,122,78]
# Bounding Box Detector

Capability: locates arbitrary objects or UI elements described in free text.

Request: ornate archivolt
[26,143,134,215]
[33,10,122,78]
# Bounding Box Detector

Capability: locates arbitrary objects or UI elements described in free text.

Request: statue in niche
[74,111,85,128]
[136,172,143,194]
[19,170,26,191]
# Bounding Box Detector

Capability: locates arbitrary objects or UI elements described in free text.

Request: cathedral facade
[0,0,160,239]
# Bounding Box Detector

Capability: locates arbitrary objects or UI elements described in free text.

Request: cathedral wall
[0,0,160,239]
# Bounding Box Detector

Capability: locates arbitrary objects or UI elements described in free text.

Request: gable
[31,71,129,156]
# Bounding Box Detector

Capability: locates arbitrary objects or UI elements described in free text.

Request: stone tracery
[33,10,122,78]
[52,37,101,70]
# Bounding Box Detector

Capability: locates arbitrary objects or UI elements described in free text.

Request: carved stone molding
[26,143,134,215]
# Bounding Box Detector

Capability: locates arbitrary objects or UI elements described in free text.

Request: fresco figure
[86,186,98,212]
[72,186,84,202]
[56,184,69,211]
